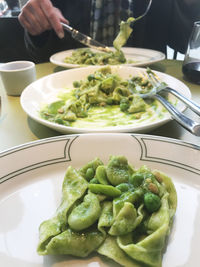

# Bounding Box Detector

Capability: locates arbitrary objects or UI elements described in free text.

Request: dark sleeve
[168,0,200,53]
[24,29,81,63]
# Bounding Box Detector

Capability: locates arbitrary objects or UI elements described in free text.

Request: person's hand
[18,0,68,38]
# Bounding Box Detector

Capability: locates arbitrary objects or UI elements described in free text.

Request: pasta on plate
[37,155,177,267]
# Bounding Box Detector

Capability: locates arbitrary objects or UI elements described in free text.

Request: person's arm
[168,0,200,54]
[18,0,91,63]
[18,0,70,62]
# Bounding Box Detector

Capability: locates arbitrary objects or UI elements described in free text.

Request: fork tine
[137,70,148,79]
[146,71,157,87]
[137,69,157,89]
[150,73,161,84]
[132,0,152,23]
[148,70,162,84]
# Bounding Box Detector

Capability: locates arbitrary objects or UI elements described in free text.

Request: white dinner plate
[0,133,200,267]
[50,47,165,68]
[20,65,191,134]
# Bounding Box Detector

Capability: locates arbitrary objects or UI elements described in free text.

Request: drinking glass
[182,21,200,84]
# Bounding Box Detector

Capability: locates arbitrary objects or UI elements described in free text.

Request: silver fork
[137,70,200,136]
[147,71,200,116]
[131,0,152,25]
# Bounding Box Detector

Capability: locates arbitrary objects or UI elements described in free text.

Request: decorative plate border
[1,134,200,184]
[132,135,200,175]
[0,135,78,184]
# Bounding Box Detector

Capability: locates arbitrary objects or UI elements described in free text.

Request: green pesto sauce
[40,98,166,129]
[69,103,165,129]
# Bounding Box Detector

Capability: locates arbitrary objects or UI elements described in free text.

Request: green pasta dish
[37,155,177,267]
[40,66,171,129]
[64,17,135,65]
[64,48,131,65]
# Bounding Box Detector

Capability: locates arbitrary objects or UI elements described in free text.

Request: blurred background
[0,0,184,63]
[0,0,32,62]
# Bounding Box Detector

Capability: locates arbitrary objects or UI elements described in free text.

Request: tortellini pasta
[37,156,177,267]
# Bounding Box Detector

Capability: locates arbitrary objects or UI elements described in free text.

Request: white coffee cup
[0,61,36,96]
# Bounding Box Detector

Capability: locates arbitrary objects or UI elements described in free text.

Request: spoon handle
[154,94,200,136]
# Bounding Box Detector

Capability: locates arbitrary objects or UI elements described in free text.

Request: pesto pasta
[40,66,170,129]
[37,155,177,267]
[64,17,135,66]
[64,48,128,65]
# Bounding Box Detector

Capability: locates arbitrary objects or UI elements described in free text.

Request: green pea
[106,98,113,105]
[129,173,144,187]
[120,102,129,112]
[55,118,64,125]
[144,192,161,213]
[87,74,95,81]
[73,81,81,88]
[120,98,129,112]
[68,192,101,231]
[88,184,121,198]
[96,165,108,185]
[79,158,103,180]
[116,183,130,192]
[85,167,95,181]
[89,177,99,184]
